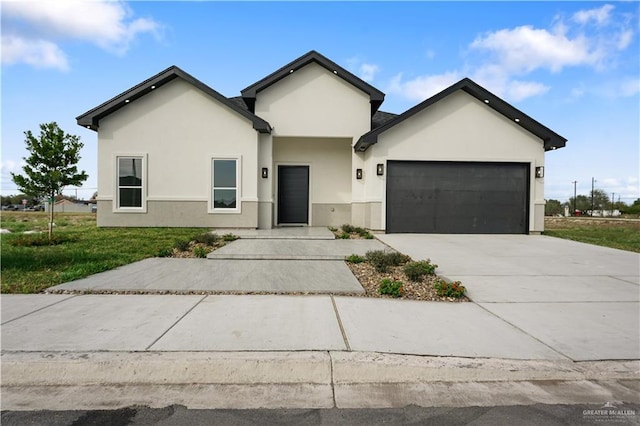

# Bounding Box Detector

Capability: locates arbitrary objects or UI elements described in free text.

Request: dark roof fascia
[354,78,567,152]
[240,50,385,115]
[76,66,271,133]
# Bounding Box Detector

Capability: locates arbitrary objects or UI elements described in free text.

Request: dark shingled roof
[241,50,385,116]
[372,111,398,129]
[228,96,249,111]
[77,66,271,133]
[355,78,567,152]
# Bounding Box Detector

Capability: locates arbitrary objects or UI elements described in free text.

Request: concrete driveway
[376,234,640,361]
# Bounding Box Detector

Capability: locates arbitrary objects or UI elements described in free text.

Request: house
[44,199,95,213]
[77,51,566,234]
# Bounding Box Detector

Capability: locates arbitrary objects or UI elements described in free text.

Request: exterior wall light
[262,167,268,178]
[356,168,363,179]
[376,163,384,176]
[535,166,544,178]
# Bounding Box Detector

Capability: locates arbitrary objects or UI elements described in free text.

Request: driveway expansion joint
[145,295,208,351]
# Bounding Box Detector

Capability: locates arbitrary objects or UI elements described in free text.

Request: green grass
[1,212,204,293]
[544,218,640,253]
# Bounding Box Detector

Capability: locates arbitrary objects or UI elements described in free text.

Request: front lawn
[1,212,204,293]
[544,217,640,253]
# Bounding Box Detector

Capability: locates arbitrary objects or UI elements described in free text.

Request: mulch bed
[347,262,470,302]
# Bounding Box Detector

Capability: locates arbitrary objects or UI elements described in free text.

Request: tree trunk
[49,196,54,240]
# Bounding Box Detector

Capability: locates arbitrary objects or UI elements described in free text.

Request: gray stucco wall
[97,200,258,228]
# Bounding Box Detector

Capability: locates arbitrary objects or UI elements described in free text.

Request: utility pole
[572,181,577,216]
[611,192,615,216]
[591,177,596,216]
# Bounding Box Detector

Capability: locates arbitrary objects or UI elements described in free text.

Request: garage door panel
[386,161,529,234]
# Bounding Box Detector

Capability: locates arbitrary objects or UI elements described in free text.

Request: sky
[2,1,639,204]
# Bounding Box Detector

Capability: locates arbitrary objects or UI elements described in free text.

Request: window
[212,158,239,211]
[117,156,144,209]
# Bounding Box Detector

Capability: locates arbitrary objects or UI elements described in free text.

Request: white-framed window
[116,155,146,211]
[211,157,240,213]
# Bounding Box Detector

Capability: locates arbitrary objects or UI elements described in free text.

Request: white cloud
[1,159,25,192]
[1,35,69,71]
[1,0,161,70]
[388,71,461,101]
[505,80,550,102]
[617,29,634,50]
[470,25,600,73]
[388,4,637,104]
[619,78,640,97]
[598,177,640,202]
[359,63,379,82]
[572,4,615,26]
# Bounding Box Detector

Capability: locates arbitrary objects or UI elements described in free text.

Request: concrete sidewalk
[2,293,639,410]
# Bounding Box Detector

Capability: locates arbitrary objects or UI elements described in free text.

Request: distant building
[44,199,95,213]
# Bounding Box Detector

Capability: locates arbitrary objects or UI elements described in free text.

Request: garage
[386,161,529,234]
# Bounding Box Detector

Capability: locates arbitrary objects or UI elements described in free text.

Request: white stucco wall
[96,78,260,226]
[98,79,259,201]
[363,91,546,232]
[273,137,352,226]
[254,63,371,139]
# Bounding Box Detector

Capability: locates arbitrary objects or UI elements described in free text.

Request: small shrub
[328,226,338,232]
[193,246,209,258]
[378,278,403,298]
[174,239,190,252]
[338,231,351,239]
[193,232,220,245]
[365,250,410,272]
[364,233,374,239]
[345,254,366,264]
[434,279,466,298]
[403,260,438,281]
[157,248,173,258]
[222,233,238,242]
[341,224,356,234]
[9,233,77,247]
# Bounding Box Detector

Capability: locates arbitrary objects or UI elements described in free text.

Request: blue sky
[2,1,639,203]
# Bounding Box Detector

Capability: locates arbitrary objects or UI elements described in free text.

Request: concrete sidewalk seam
[472,302,573,361]
[330,295,351,352]
[145,295,207,351]
[610,275,640,286]
[0,295,77,326]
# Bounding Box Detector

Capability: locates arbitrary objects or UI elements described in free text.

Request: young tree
[11,122,88,239]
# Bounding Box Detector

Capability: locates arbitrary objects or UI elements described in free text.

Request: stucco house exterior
[77,51,566,234]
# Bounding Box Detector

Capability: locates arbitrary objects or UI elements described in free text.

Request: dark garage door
[386,161,529,234]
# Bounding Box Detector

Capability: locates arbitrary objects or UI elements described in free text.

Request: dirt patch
[545,217,640,229]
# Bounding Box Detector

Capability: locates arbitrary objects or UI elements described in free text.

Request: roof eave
[354,78,567,152]
[76,66,271,134]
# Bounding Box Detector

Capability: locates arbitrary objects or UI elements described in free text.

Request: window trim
[114,153,147,213]
[210,156,241,214]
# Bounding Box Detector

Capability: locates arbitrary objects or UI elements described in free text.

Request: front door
[277,165,309,224]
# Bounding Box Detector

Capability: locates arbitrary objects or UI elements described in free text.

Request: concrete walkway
[51,229,386,294]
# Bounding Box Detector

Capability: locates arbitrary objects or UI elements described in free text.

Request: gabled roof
[76,66,271,133]
[354,78,567,152]
[240,50,385,116]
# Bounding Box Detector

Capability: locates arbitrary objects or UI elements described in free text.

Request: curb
[2,351,639,410]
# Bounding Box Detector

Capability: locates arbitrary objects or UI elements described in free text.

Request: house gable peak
[240,50,385,116]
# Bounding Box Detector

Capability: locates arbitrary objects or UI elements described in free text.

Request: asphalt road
[3,404,639,426]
